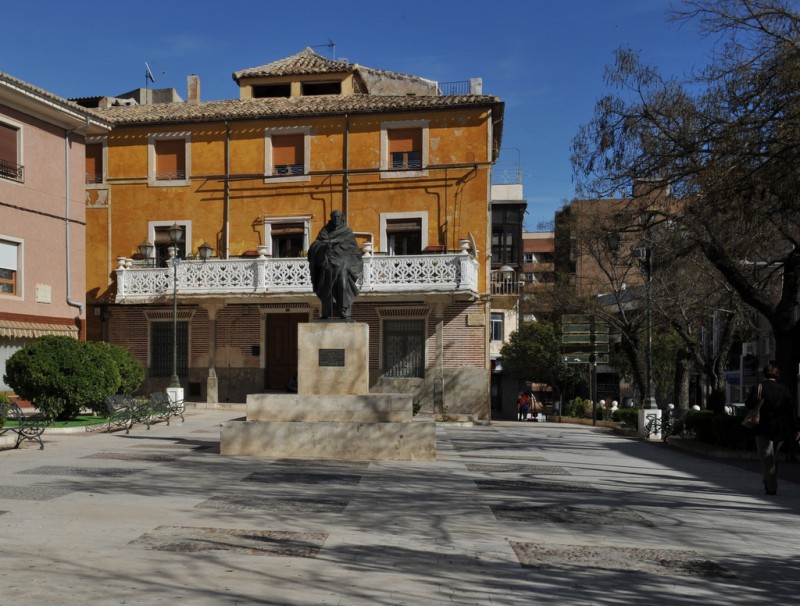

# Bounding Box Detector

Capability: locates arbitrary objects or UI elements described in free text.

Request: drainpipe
[224,121,230,259]
[65,127,83,317]
[343,114,349,220]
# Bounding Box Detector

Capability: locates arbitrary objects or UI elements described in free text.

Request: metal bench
[105,394,146,434]
[147,392,185,427]
[0,401,45,449]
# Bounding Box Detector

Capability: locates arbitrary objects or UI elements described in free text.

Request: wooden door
[265,313,306,390]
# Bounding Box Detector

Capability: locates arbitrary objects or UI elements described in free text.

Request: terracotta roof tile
[95,94,502,126]
[232,48,355,81]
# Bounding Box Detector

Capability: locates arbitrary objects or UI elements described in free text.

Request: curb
[665,435,760,460]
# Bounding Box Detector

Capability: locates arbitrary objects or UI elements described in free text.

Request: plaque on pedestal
[297,322,368,395]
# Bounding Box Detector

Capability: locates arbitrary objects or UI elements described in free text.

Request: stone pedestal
[166,387,184,408]
[639,408,662,440]
[220,321,436,461]
[297,322,368,395]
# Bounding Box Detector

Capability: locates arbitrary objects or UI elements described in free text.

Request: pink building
[0,72,109,392]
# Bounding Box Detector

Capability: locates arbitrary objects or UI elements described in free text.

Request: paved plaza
[1,408,799,605]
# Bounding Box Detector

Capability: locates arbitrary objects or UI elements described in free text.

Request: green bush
[612,408,639,429]
[93,342,145,395]
[564,398,589,418]
[685,410,713,443]
[0,393,10,429]
[684,410,755,450]
[3,336,121,421]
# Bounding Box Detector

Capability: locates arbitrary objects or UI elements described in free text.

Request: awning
[0,320,79,339]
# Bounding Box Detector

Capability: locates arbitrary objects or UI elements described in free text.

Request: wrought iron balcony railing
[0,159,24,183]
[114,253,479,303]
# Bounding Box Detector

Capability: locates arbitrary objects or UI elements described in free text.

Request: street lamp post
[167,223,183,389]
[633,245,657,409]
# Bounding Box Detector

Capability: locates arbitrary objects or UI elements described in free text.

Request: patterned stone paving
[272,459,371,470]
[15,466,144,478]
[492,505,655,527]
[450,441,527,452]
[466,463,569,474]
[128,443,204,450]
[130,526,327,557]
[474,479,598,493]
[456,455,548,462]
[243,471,362,486]
[0,486,76,500]
[81,452,185,462]
[196,494,350,513]
[509,542,735,577]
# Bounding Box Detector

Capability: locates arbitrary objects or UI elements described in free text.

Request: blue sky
[3,0,714,230]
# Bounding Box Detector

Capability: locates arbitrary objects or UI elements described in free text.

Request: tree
[572,0,800,398]
[93,342,145,396]
[3,336,121,421]
[500,321,582,401]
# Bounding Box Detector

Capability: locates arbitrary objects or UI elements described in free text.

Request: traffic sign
[562,314,592,324]
[564,354,609,364]
[561,333,609,344]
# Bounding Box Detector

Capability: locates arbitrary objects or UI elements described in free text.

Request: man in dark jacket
[745,362,800,495]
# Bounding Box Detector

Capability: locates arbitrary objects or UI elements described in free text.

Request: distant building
[521,231,555,322]
[488,183,526,419]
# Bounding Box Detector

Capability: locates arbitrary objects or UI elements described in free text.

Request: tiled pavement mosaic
[1,411,799,605]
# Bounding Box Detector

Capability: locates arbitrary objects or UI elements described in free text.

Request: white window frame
[379,211,428,255]
[0,116,24,185]
[85,136,108,187]
[148,132,191,187]
[146,220,193,260]
[264,126,311,184]
[490,312,504,342]
[380,119,429,179]
[262,215,312,257]
[0,236,23,299]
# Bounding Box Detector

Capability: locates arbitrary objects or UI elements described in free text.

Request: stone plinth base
[298,322,368,395]
[245,393,413,423]
[219,321,436,461]
[220,419,435,461]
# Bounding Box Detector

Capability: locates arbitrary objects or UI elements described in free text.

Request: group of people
[745,362,800,495]
[516,391,539,421]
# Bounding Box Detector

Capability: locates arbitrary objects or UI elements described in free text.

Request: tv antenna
[311,39,336,59]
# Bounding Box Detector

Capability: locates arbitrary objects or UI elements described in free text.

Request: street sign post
[561,316,612,426]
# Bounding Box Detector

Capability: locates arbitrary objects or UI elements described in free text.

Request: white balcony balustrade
[115,253,479,303]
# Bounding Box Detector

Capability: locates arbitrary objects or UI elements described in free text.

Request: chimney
[187,74,200,104]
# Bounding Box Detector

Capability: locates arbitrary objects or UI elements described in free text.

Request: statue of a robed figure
[307,210,363,319]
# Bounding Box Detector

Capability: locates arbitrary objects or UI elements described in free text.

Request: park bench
[0,401,45,449]
[146,392,185,428]
[105,394,148,434]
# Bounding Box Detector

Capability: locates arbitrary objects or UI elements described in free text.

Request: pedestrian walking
[517,392,531,421]
[745,362,800,495]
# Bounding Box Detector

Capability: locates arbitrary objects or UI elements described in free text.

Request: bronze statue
[308,210,363,319]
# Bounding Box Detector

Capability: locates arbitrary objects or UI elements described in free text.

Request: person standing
[517,392,531,421]
[745,362,800,495]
